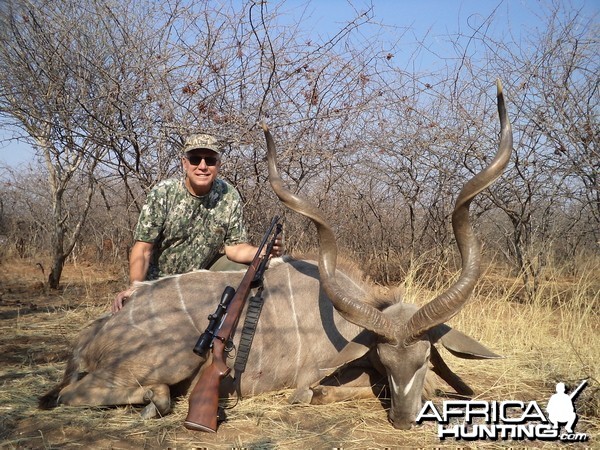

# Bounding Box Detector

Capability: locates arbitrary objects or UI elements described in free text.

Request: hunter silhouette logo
[416,379,589,442]
[546,380,586,434]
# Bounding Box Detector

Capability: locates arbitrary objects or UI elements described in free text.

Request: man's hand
[111,241,153,313]
[270,236,284,258]
[225,234,284,264]
[112,287,135,313]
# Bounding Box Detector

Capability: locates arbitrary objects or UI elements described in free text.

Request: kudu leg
[313,367,388,403]
[310,384,388,404]
[288,366,388,405]
[57,372,171,418]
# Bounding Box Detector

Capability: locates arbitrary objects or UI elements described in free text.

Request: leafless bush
[0,0,597,291]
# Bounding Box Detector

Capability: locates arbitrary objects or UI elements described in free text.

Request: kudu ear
[428,324,502,359]
[312,330,375,385]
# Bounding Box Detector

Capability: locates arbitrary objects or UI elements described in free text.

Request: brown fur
[290,252,402,310]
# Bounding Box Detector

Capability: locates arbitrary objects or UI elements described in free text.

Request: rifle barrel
[569,379,588,400]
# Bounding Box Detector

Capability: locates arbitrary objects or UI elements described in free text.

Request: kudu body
[40,82,511,429]
[39,258,394,417]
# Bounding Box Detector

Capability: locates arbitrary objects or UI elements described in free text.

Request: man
[112,133,282,313]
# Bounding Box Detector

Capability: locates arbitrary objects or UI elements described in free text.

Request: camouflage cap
[182,133,221,154]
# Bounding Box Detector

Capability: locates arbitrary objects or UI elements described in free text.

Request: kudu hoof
[288,387,314,404]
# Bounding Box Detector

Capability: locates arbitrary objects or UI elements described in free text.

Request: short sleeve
[224,194,248,246]
[134,183,169,243]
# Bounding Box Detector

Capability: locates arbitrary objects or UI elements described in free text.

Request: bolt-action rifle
[184,216,282,432]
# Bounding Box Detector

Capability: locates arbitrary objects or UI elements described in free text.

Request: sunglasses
[186,155,220,167]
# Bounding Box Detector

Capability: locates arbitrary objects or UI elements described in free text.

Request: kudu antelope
[263,79,512,428]
[39,81,512,430]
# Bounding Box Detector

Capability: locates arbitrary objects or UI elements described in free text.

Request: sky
[1,0,598,168]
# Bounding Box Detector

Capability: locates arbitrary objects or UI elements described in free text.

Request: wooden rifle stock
[184,216,281,432]
[184,339,230,432]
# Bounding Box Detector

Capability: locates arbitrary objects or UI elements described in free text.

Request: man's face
[182,149,221,196]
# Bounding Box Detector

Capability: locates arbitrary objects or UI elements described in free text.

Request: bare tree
[0,0,400,280]
[1,0,597,294]
[0,1,106,286]
[517,6,599,259]
[445,1,599,298]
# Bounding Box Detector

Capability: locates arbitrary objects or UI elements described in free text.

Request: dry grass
[0,256,598,449]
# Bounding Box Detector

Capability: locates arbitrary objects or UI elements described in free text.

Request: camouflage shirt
[134,178,248,279]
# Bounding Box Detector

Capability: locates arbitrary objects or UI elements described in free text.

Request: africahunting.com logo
[417,379,589,442]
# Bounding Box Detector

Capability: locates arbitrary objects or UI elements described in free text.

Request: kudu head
[263,80,513,429]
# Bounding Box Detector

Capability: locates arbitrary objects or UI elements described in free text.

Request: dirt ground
[0,257,597,449]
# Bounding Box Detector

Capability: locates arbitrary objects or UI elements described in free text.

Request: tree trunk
[48,253,65,290]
